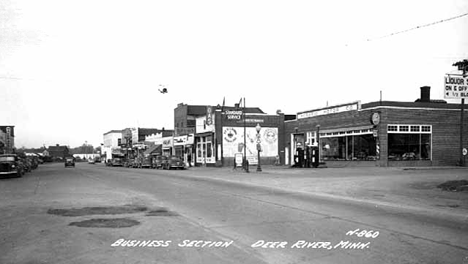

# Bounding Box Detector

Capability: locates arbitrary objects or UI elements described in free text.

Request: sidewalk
[181,165,468,220]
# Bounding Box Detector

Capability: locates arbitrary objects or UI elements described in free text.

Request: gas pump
[311,144,320,168]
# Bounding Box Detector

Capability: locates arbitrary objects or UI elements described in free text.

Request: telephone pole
[453,59,468,166]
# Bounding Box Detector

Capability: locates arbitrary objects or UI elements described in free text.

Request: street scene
[2,1,468,264]
[0,162,467,264]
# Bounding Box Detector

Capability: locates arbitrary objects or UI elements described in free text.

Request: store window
[306,132,316,146]
[196,136,214,164]
[319,128,377,161]
[388,124,431,161]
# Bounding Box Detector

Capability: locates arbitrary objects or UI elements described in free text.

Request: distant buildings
[47,144,70,159]
[0,126,15,154]
[103,86,468,167]
[102,128,173,161]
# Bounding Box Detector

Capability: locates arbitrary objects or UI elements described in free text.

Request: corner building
[175,103,287,167]
[285,87,468,167]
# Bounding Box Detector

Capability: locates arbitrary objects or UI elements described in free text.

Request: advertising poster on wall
[223,127,278,159]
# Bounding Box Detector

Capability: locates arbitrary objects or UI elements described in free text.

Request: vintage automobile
[65,157,75,167]
[152,155,167,169]
[141,156,153,168]
[21,157,32,173]
[124,158,134,168]
[110,157,124,167]
[0,154,25,178]
[163,156,186,170]
[29,156,39,170]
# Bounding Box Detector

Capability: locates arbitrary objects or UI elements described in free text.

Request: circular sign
[463,148,467,156]
[371,113,380,125]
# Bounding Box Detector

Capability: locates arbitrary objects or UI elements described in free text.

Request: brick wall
[285,103,468,167]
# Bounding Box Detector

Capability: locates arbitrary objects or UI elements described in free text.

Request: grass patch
[437,180,468,192]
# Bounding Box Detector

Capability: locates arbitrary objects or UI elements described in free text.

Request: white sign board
[297,102,360,119]
[444,75,468,99]
[235,153,243,167]
[223,127,278,158]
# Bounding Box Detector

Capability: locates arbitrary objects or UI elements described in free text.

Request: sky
[1,0,468,149]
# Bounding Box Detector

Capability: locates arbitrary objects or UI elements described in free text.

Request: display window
[320,134,377,161]
[316,127,377,161]
[387,124,431,161]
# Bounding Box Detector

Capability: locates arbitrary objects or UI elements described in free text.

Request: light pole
[256,123,262,172]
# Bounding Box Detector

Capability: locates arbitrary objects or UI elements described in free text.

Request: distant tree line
[17,145,101,155]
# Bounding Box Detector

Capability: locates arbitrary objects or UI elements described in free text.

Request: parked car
[30,157,39,170]
[141,156,153,168]
[65,157,75,167]
[0,154,24,178]
[163,156,185,170]
[152,155,167,169]
[88,158,95,164]
[22,158,32,172]
[110,157,124,167]
[124,158,134,168]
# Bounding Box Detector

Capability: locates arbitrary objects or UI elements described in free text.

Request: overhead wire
[365,11,468,42]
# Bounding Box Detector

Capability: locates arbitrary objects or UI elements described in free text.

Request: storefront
[285,87,468,167]
[162,137,173,156]
[195,133,215,165]
[194,111,216,166]
[174,134,194,166]
[216,109,286,167]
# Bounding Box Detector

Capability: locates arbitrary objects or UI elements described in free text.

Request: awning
[144,144,162,155]
[195,132,214,137]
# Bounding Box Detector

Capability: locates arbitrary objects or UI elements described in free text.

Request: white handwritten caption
[111,239,233,248]
[111,229,379,250]
[251,229,379,250]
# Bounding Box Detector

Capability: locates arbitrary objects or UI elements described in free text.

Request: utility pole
[453,59,468,166]
[243,97,249,172]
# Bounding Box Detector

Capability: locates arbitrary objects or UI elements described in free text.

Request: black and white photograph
[1,0,468,263]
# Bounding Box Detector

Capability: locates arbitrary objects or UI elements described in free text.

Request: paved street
[0,163,467,264]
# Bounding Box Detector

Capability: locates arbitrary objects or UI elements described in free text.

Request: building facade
[285,87,468,167]
[102,130,123,161]
[47,144,70,159]
[0,126,15,154]
[216,108,287,167]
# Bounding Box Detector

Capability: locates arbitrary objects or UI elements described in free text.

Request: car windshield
[66,158,73,161]
[0,157,15,162]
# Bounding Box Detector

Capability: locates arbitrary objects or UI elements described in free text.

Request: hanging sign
[206,106,213,125]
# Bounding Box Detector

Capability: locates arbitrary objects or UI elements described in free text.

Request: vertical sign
[206,106,213,125]
[5,127,11,154]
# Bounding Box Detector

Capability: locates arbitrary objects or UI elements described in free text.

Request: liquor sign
[444,75,468,99]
